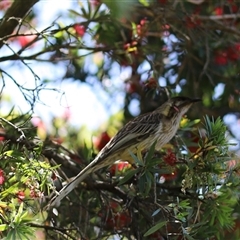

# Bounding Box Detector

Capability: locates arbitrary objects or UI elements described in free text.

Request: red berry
[214,50,228,65]
[188,137,200,153]
[214,7,223,16]
[186,16,202,28]
[144,78,158,89]
[149,232,165,240]
[235,43,240,51]
[30,189,37,198]
[163,150,177,166]
[95,132,111,151]
[0,169,5,185]
[17,191,25,203]
[162,24,170,30]
[140,18,147,26]
[51,137,64,144]
[162,169,177,181]
[90,0,101,7]
[231,4,238,13]
[109,161,131,175]
[228,43,240,61]
[17,35,36,48]
[227,46,239,61]
[113,212,131,229]
[228,0,239,13]
[131,41,138,46]
[124,43,131,50]
[51,172,57,181]
[100,201,131,230]
[73,24,85,37]
[158,0,167,4]
[126,82,137,94]
[63,107,71,120]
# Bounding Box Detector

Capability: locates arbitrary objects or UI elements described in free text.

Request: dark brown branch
[0,43,111,62]
[0,0,39,48]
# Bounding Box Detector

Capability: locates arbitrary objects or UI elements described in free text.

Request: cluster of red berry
[161,149,178,181]
[99,201,131,230]
[214,44,240,66]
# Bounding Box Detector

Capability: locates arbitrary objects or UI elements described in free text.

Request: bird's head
[160,96,201,118]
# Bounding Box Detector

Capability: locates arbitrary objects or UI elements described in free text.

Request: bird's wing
[98,111,163,160]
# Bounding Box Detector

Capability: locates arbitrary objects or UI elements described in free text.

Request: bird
[49,96,201,206]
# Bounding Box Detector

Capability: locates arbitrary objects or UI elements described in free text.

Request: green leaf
[181,118,201,129]
[185,234,195,240]
[13,202,24,224]
[144,221,167,237]
[81,5,90,19]
[69,9,84,18]
[102,0,136,19]
[33,142,43,157]
[0,182,19,198]
[146,157,162,168]
[139,0,149,6]
[179,199,191,209]
[145,141,157,163]
[4,150,23,159]
[118,168,139,185]
[0,224,7,231]
[144,170,153,195]
[137,171,153,196]
[128,150,144,166]
[91,0,102,19]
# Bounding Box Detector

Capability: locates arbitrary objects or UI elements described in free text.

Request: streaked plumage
[49,96,200,206]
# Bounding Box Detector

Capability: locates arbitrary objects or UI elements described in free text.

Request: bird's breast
[154,117,180,150]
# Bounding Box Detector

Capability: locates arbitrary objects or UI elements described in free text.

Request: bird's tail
[48,155,107,207]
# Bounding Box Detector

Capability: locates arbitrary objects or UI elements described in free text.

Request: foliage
[0,116,53,239]
[0,0,240,239]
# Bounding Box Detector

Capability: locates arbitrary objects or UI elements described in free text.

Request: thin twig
[0,117,25,142]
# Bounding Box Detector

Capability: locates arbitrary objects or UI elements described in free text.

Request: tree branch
[0,0,39,49]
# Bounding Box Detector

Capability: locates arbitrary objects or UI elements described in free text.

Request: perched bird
[49,96,201,206]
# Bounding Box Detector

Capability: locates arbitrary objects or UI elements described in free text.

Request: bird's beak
[180,98,201,108]
[191,98,202,103]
